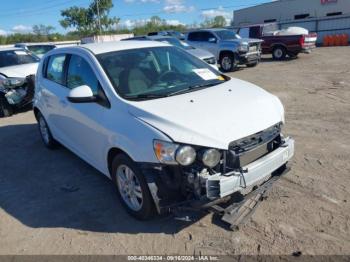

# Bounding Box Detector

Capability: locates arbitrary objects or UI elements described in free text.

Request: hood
[221,38,263,45]
[187,48,215,59]
[0,63,39,78]
[127,78,284,149]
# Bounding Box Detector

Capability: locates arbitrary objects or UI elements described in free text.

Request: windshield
[98,46,226,101]
[157,38,193,50]
[27,45,55,56]
[0,50,39,68]
[215,30,241,40]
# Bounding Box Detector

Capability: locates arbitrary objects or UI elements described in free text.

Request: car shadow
[260,56,298,63]
[0,123,205,234]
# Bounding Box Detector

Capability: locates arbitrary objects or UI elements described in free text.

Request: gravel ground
[0,47,349,255]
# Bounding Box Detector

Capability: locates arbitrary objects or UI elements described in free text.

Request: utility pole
[97,0,102,34]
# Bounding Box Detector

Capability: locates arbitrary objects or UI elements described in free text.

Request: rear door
[39,54,70,143]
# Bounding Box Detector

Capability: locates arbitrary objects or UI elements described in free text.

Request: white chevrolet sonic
[34,41,294,223]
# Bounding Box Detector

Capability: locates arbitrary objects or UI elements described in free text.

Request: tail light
[299,35,305,46]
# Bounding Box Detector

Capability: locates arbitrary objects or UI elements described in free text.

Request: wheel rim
[116,165,143,211]
[274,49,283,58]
[39,117,50,145]
[221,56,232,71]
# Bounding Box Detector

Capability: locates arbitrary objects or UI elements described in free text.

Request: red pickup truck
[237,23,317,60]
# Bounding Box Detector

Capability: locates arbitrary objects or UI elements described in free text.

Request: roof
[79,40,170,55]
[188,28,228,32]
[0,47,22,52]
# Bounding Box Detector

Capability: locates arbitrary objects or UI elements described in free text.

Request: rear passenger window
[67,55,99,94]
[46,54,66,85]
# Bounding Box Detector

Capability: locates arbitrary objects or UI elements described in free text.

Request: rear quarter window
[45,54,66,85]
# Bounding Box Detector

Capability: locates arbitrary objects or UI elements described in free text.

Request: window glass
[188,32,201,41]
[215,30,240,40]
[67,55,99,94]
[239,28,250,38]
[97,46,226,101]
[46,54,66,85]
[27,45,55,56]
[0,50,39,68]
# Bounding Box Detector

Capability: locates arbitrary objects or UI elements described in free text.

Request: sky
[0,0,273,35]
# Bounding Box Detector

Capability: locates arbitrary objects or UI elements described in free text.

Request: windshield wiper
[124,93,167,100]
[167,82,222,97]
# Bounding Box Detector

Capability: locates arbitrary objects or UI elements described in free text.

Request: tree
[213,16,227,27]
[201,15,227,28]
[32,24,55,36]
[60,0,119,35]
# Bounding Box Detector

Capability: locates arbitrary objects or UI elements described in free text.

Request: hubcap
[39,117,50,145]
[274,49,283,58]
[221,56,232,71]
[116,165,143,211]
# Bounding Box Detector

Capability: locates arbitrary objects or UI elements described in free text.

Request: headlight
[238,43,249,52]
[153,140,179,165]
[153,140,196,166]
[3,77,25,87]
[204,57,216,65]
[175,146,196,166]
[202,149,221,168]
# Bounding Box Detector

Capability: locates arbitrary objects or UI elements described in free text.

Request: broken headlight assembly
[153,140,222,168]
[3,77,26,88]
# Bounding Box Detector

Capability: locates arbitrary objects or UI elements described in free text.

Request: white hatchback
[34,41,294,220]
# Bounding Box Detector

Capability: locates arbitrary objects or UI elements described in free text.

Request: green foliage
[60,0,119,36]
[201,16,228,28]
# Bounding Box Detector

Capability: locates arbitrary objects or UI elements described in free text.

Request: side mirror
[67,85,96,103]
[208,37,217,43]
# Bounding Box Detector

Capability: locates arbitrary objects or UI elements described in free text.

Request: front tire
[272,46,287,60]
[0,93,13,117]
[219,53,236,72]
[37,112,57,149]
[112,154,156,220]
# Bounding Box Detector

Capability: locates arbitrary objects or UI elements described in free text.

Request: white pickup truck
[186,28,263,72]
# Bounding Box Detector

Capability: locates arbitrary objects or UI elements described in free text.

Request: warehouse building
[233,0,350,44]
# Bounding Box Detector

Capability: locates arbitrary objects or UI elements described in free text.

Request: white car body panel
[0,63,38,78]
[127,78,284,149]
[34,41,284,179]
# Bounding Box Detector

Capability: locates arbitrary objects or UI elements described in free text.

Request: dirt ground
[0,47,349,255]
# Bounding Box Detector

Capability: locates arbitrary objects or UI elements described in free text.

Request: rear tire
[272,46,287,60]
[37,112,58,149]
[0,93,13,117]
[112,154,156,220]
[219,53,236,72]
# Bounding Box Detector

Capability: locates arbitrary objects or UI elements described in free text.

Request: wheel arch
[219,50,235,60]
[271,43,287,50]
[107,147,133,181]
[33,106,40,121]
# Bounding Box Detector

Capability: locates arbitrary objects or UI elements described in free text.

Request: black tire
[37,112,58,149]
[272,46,287,60]
[112,154,156,220]
[219,53,236,72]
[246,62,259,68]
[0,93,14,117]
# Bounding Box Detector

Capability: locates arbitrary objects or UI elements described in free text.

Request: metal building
[233,0,350,44]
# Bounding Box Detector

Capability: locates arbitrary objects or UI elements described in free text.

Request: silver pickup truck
[186,28,263,72]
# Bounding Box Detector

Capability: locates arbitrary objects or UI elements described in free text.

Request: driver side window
[67,55,99,95]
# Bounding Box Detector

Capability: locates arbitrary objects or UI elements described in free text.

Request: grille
[227,123,282,168]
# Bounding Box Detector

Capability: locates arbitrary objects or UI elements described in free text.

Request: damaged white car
[34,41,294,228]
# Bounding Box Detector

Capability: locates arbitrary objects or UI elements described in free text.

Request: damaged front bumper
[206,137,294,199]
[142,137,294,222]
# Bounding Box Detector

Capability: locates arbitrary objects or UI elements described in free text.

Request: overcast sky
[0,0,272,35]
